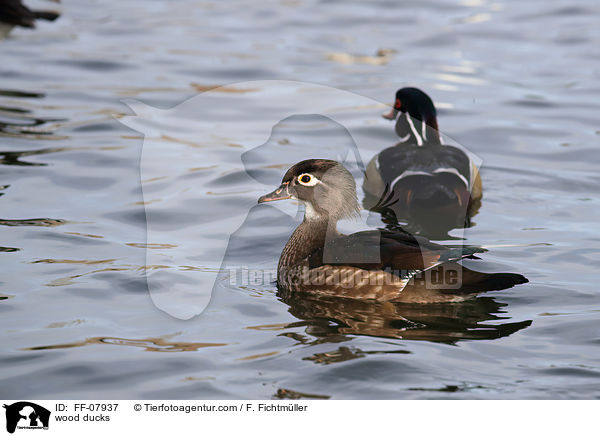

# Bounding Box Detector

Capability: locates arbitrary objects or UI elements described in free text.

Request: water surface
[1,0,599,399]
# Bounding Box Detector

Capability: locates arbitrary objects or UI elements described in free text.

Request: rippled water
[1,0,599,399]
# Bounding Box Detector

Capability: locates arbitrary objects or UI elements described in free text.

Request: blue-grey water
[1,0,599,399]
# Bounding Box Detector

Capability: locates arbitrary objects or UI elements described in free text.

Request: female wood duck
[364,87,482,235]
[259,159,526,303]
[281,291,532,341]
[0,0,59,38]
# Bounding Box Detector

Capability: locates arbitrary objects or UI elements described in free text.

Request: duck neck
[396,112,441,146]
[279,213,338,270]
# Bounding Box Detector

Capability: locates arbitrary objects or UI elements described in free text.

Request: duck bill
[258,183,292,203]
[382,108,399,120]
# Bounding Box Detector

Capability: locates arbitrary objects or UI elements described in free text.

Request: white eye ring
[297,173,319,186]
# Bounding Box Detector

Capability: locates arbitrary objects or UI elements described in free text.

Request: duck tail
[448,270,529,294]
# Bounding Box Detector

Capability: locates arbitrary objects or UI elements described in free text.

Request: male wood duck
[363,87,482,235]
[258,159,526,303]
[0,0,59,38]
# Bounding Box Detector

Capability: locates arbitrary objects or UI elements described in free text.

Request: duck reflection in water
[279,292,531,346]
[364,88,482,239]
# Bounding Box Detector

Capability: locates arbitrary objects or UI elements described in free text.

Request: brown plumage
[259,159,526,303]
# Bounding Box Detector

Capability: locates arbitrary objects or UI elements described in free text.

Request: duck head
[382,87,440,144]
[258,159,360,222]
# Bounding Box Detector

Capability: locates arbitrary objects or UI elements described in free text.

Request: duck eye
[297,173,317,186]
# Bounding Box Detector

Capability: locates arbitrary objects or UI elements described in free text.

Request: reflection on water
[274,388,330,399]
[0,218,65,226]
[0,148,70,166]
[280,292,531,344]
[0,246,19,252]
[303,346,410,365]
[24,336,228,353]
[0,117,63,136]
[0,89,44,98]
[0,89,66,137]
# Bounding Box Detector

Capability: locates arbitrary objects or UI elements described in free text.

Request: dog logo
[3,402,50,434]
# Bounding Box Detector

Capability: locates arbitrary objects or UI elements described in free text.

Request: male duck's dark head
[258,159,360,223]
[382,87,440,144]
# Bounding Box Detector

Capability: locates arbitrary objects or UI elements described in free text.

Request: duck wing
[308,229,484,273]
